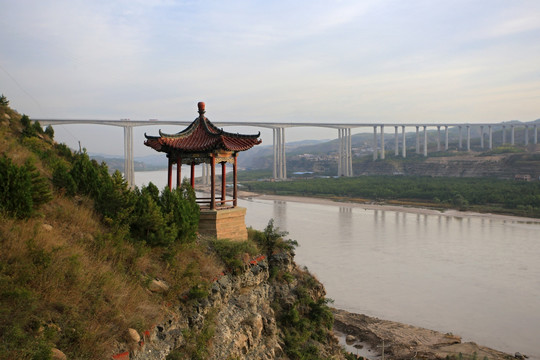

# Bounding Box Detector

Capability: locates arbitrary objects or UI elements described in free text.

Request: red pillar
[176,156,182,188]
[233,154,237,207]
[167,158,172,191]
[221,162,226,202]
[190,162,195,189]
[210,155,215,210]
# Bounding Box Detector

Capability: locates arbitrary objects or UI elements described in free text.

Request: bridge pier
[394,126,399,156]
[402,126,406,158]
[338,128,353,176]
[489,125,493,149]
[348,128,352,176]
[338,129,342,175]
[525,125,529,145]
[458,126,462,149]
[445,126,449,150]
[273,127,287,180]
[480,125,484,149]
[373,126,378,160]
[535,124,538,144]
[423,126,428,157]
[123,125,134,187]
[436,126,441,151]
[511,125,515,145]
[380,125,385,159]
[203,163,211,185]
[201,163,206,185]
[467,125,471,151]
[415,126,420,154]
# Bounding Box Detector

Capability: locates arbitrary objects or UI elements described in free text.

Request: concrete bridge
[36,118,538,186]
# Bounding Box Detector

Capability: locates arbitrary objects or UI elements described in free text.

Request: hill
[0,95,348,360]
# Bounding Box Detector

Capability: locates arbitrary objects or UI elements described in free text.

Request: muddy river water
[136,171,540,358]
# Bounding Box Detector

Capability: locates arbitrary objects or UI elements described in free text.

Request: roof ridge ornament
[198,101,206,116]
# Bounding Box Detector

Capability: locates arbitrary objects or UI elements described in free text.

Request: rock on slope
[333,308,513,360]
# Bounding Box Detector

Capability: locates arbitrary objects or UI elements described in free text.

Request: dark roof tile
[144,107,261,154]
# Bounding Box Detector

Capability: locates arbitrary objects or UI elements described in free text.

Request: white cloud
[488,15,540,37]
[2,0,540,156]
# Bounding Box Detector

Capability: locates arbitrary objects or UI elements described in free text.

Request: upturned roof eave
[143,103,262,154]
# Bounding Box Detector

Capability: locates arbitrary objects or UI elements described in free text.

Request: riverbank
[332,308,515,360]
[238,190,540,224]
[238,175,540,219]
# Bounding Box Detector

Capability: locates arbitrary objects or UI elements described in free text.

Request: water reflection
[338,207,353,239]
[273,200,287,230]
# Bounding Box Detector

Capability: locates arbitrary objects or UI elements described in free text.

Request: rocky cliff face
[354,153,540,179]
[127,252,345,360]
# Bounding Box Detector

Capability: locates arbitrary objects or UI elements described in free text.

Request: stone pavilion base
[198,207,248,241]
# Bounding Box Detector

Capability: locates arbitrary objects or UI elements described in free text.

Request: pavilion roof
[144,102,261,154]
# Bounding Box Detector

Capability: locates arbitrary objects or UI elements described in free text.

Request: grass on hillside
[0,191,228,359]
[0,101,226,359]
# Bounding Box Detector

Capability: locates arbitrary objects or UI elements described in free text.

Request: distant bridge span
[36,118,538,187]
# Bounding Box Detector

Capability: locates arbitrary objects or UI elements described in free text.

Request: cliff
[126,252,346,360]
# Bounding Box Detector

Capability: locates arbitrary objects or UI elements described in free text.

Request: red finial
[198,102,206,114]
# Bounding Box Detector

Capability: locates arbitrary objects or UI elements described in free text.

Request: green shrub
[210,238,258,273]
[0,156,51,218]
[50,149,200,247]
[482,146,524,155]
[54,143,73,160]
[20,115,43,139]
[159,181,200,244]
[52,162,76,196]
[187,283,209,300]
[0,94,9,106]
[130,187,175,246]
[44,125,54,139]
[0,156,33,218]
[25,160,52,207]
[251,219,298,255]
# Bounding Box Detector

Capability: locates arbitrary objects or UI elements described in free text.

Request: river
[135,171,540,358]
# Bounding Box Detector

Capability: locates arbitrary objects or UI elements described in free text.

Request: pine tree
[0,94,9,106]
[0,156,34,218]
[24,159,52,207]
[44,125,54,139]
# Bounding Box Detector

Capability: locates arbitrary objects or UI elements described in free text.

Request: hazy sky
[1,0,540,156]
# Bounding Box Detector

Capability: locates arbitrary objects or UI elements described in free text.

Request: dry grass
[1,106,227,358]
[0,196,166,358]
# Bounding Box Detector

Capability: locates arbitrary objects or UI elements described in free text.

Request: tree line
[243,175,540,217]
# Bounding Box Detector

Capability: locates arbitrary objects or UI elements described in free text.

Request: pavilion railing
[196,198,236,210]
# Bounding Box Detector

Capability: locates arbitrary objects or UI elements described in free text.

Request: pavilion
[144,102,261,240]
